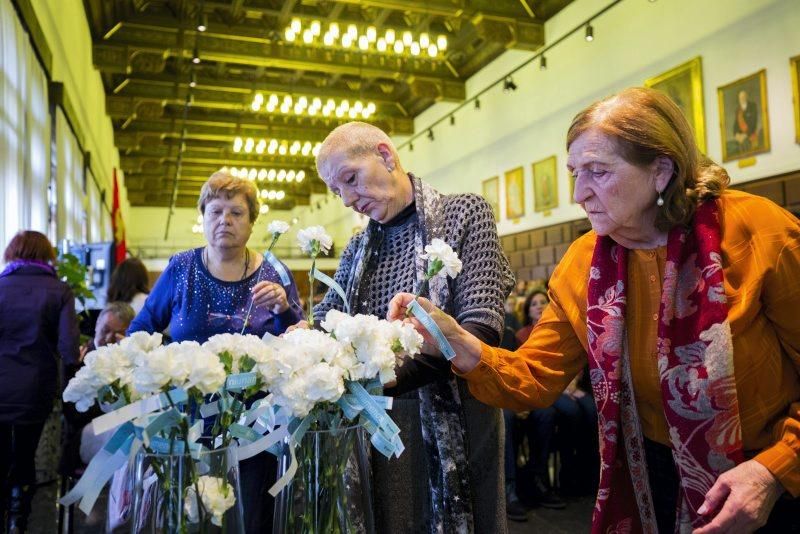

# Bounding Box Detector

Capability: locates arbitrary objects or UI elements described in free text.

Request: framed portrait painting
[644,56,706,153]
[532,156,558,213]
[482,176,500,220]
[791,54,800,143]
[717,69,770,162]
[504,166,525,220]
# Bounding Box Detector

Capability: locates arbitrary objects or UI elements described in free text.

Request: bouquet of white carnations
[60,222,438,533]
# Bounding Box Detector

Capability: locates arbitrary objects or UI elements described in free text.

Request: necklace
[204,247,249,281]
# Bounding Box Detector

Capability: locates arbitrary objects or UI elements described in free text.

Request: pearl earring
[656,191,664,207]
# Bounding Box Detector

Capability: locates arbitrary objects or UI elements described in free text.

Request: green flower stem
[241,233,282,334]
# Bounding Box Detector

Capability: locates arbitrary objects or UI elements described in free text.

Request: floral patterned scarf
[587,200,744,533]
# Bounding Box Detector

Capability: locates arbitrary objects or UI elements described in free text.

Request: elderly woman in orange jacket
[389,87,800,533]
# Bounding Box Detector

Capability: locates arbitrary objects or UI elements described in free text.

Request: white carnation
[267,220,290,236]
[420,238,462,278]
[184,476,236,527]
[296,225,333,255]
[120,331,163,352]
[83,345,135,388]
[62,367,102,412]
[185,348,227,395]
[202,333,273,373]
[321,310,422,384]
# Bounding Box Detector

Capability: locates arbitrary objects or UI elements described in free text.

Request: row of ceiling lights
[232,137,322,157]
[250,93,377,119]
[220,166,307,183]
[284,19,447,58]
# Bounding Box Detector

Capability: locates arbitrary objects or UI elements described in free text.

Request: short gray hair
[99,301,136,326]
[315,122,398,178]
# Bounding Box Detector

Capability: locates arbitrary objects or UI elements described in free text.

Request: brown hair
[3,230,56,263]
[107,257,150,302]
[567,87,729,232]
[197,171,260,223]
[522,288,549,326]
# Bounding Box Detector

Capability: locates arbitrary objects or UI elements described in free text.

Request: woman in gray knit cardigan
[313,121,515,533]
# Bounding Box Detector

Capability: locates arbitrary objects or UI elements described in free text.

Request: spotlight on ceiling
[192,46,201,64]
[540,55,547,70]
[197,14,208,32]
[585,23,594,42]
[503,76,518,92]
[474,98,481,110]
[450,115,455,126]
[427,129,434,141]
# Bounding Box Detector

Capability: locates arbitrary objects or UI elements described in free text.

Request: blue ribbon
[60,422,137,513]
[346,381,404,458]
[312,267,350,313]
[407,299,456,360]
[264,251,291,286]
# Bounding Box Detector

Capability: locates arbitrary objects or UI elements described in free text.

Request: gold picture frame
[717,69,770,162]
[791,54,800,144]
[482,176,500,221]
[504,166,525,220]
[532,156,558,213]
[644,56,706,153]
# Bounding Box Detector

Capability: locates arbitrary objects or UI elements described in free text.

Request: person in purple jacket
[127,171,303,533]
[0,230,79,532]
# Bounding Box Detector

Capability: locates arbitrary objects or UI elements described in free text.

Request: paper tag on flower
[225,372,258,391]
[312,267,350,313]
[407,299,456,360]
[264,251,291,286]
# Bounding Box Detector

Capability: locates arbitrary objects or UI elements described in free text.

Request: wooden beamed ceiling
[83,0,572,209]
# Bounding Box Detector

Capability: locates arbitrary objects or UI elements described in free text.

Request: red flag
[111,168,126,264]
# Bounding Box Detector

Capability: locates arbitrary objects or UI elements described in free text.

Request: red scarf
[587,200,744,533]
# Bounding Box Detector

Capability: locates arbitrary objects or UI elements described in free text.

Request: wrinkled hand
[284,320,310,334]
[252,281,288,314]
[693,460,783,534]
[387,292,482,372]
[386,293,461,347]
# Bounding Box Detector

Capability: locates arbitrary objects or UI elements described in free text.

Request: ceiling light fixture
[503,76,518,92]
[427,129,434,141]
[192,45,201,64]
[232,138,322,158]
[282,19,447,60]
[540,55,547,70]
[585,23,594,41]
[251,93,376,119]
[197,14,207,32]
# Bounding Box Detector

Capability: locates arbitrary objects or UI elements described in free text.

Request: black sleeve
[384,321,497,396]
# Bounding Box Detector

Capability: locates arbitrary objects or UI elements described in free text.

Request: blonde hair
[315,121,398,178]
[197,172,260,223]
[567,87,729,231]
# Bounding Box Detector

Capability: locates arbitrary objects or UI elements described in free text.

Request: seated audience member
[107,257,151,315]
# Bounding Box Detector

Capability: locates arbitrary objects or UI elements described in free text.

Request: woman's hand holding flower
[252,280,288,313]
[387,293,482,372]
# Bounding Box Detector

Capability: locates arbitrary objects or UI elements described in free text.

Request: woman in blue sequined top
[129,171,303,342]
[128,171,303,532]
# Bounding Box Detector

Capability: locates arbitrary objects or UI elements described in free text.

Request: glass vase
[130,445,244,533]
[272,425,375,534]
